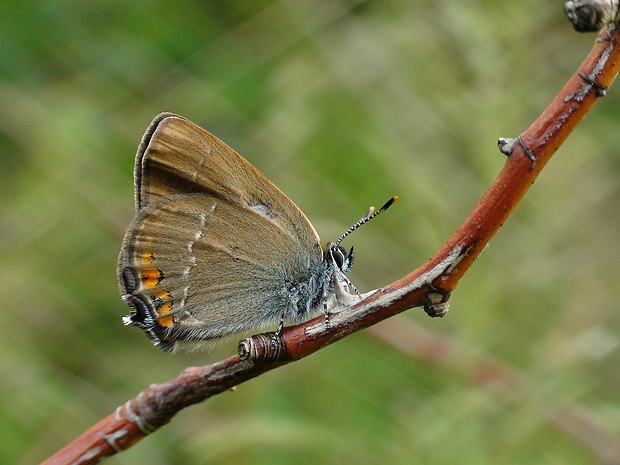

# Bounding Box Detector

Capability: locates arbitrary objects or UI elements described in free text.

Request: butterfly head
[325,244,355,275]
[321,196,398,293]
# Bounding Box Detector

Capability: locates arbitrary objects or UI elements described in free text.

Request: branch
[41,20,620,465]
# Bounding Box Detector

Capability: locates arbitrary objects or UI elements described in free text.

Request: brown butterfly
[117,113,395,351]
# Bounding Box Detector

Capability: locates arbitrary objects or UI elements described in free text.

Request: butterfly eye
[332,246,345,269]
[329,245,354,274]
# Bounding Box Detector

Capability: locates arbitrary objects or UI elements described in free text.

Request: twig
[41,21,620,465]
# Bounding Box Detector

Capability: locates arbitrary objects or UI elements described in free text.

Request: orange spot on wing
[156,301,174,327]
[154,289,174,327]
[140,251,155,266]
[154,288,170,299]
[141,266,163,288]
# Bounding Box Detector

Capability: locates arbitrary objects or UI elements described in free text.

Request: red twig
[41,24,620,465]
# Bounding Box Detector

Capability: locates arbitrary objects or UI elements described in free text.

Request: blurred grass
[1,1,620,464]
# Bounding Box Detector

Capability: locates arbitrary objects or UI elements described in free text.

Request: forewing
[118,194,323,349]
[134,113,320,250]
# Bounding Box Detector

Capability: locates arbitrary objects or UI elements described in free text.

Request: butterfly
[117,113,395,351]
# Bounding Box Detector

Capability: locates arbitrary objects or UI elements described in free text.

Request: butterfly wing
[133,113,320,249]
[119,114,326,350]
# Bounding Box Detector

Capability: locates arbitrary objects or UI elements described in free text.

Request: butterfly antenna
[334,196,398,247]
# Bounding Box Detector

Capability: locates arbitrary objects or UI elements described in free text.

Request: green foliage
[1,1,620,464]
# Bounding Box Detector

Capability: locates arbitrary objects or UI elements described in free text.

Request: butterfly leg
[323,301,332,331]
[319,282,332,332]
[275,313,285,336]
[269,313,286,350]
[341,274,360,296]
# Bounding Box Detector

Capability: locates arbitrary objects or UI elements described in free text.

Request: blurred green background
[2,1,620,464]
